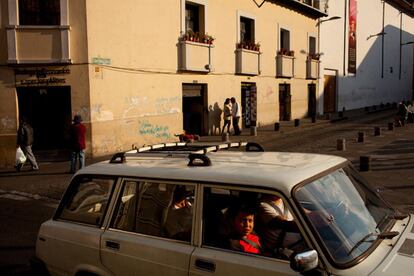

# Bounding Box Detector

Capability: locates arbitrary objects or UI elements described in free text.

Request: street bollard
[388,122,394,131]
[357,132,365,143]
[360,156,371,171]
[274,122,280,131]
[294,119,300,127]
[338,111,343,118]
[311,115,316,123]
[337,138,346,151]
[374,127,381,136]
[250,126,257,136]
[221,132,229,142]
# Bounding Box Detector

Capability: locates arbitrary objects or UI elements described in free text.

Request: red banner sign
[348,0,357,74]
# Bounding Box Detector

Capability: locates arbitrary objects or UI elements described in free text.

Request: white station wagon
[33,142,413,276]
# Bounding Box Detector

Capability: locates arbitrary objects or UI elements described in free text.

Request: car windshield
[294,164,395,265]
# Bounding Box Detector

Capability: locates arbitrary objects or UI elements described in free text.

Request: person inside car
[257,194,302,258]
[226,203,262,255]
[163,185,193,241]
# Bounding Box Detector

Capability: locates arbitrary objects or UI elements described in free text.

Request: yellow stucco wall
[81,0,319,154]
[0,0,320,165]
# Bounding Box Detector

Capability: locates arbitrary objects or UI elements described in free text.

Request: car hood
[370,214,414,276]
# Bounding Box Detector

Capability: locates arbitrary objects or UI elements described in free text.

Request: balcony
[268,0,327,17]
[301,0,320,9]
[6,25,71,64]
[235,48,261,76]
[276,55,295,78]
[306,58,319,79]
[179,41,214,73]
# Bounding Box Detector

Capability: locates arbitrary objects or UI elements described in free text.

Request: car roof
[79,142,347,196]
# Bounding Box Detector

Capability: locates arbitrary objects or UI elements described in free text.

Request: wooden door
[323,75,336,114]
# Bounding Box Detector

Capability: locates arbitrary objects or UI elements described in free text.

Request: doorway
[241,82,257,128]
[182,84,208,135]
[323,75,337,114]
[308,84,317,118]
[279,83,291,121]
[17,86,72,151]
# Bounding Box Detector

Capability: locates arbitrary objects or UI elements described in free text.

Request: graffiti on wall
[91,104,114,122]
[138,120,171,139]
[155,96,180,115]
[0,117,15,130]
[123,95,148,118]
[123,95,180,118]
[263,86,275,100]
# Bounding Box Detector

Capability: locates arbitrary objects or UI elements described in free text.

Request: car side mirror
[290,249,318,273]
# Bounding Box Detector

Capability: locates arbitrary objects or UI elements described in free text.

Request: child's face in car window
[233,212,254,237]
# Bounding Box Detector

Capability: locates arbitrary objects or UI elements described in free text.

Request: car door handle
[195,259,216,272]
[105,240,120,250]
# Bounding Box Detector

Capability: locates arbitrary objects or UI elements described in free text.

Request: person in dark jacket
[16,117,39,171]
[69,114,86,173]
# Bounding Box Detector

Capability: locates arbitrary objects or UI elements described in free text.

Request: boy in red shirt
[227,204,262,254]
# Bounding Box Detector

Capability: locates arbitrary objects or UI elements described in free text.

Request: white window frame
[181,0,208,35]
[237,10,257,43]
[6,0,70,63]
[278,25,291,51]
[308,33,317,56]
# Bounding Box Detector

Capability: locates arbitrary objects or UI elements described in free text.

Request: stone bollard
[360,156,371,171]
[388,122,394,131]
[250,126,257,136]
[337,138,346,151]
[221,132,229,142]
[274,122,280,131]
[294,119,300,127]
[357,132,365,143]
[374,127,381,136]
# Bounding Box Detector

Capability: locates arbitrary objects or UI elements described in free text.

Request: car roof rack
[109,141,264,166]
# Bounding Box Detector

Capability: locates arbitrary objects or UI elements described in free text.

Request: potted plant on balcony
[278,48,295,57]
[237,41,260,52]
[181,31,215,45]
[307,53,320,60]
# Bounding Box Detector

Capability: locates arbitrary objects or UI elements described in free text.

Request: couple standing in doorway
[222,97,242,136]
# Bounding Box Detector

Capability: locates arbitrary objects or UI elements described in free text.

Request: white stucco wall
[320,0,414,112]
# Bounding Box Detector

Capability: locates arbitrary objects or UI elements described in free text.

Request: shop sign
[15,67,70,86]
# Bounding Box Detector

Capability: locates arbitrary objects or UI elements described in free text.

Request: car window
[202,187,306,259]
[111,180,195,242]
[295,166,395,265]
[57,176,115,226]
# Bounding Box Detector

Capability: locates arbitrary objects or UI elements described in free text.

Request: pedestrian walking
[69,114,86,173]
[231,97,242,135]
[222,98,232,134]
[407,101,414,123]
[16,117,39,171]
[395,102,408,127]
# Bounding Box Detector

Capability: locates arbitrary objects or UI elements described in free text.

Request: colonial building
[319,0,414,114]
[0,0,327,167]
